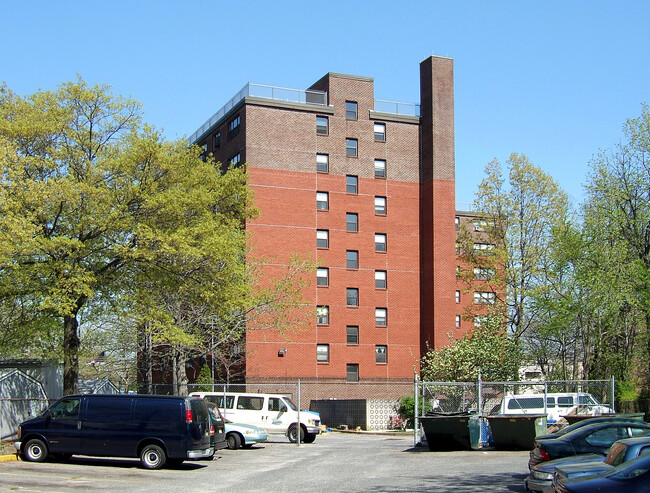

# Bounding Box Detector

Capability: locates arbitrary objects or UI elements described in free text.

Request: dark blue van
[15,394,214,469]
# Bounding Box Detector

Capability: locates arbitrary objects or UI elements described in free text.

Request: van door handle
[77,421,81,430]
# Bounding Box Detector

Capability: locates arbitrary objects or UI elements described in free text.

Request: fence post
[297,378,301,447]
[477,371,482,417]
[611,376,616,413]
[414,373,419,447]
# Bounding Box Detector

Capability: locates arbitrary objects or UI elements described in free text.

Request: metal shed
[0,369,48,440]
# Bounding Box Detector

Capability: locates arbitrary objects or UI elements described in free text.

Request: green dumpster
[487,415,547,450]
[420,413,481,451]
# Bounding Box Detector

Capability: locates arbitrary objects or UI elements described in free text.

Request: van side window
[206,395,235,409]
[269,398,287,412]
[507,397,544,410]
[237,396,264,411]
[546,397,556,408]
[51,398,80,419]
[558,396,574,407]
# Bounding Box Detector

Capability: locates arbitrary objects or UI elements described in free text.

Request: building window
[474,316,485,328]
[317,268,329,286]
[316,115,329,135]
[375,196,386,215]
[456,290,461,303]
[456,242,461,255]
[473,219,488,232]
[213,132,221,150]
[456,266,461,278]
[347,326,359,345]
[317,192,329,210]
[346,213,358,232]
[317,229,329,249]
[474,243,495,254]
[374,159,386,179]
[346,175,358,194]
[456,315,461,328]
[375,307,387,326]
[346,288,359,307]
[346,250,359,269]
[375,233,386,252]
[317,306,329,325]
[375,270,386,289]
[455,216,460,230]
[199,144,208,161]
[346,101,358,120]
[229,153,241,167]
[347,363,359,382]
[346,138,358,158]
[375,345,387,364]
[228,114,240,139]
[317,153,329,173]
[474,291,496,304]
[474,267,495,280]
[317,344,329,363]
[374,123,386,141]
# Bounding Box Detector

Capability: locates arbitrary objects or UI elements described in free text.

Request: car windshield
[283,398,297,411]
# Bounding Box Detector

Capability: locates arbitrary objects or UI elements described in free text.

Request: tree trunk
[138,324,153,394]
[63,314,80,395]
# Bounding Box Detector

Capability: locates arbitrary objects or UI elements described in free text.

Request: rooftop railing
[189,84,421,145]
[374,99,420,117]
[189,83,327,144]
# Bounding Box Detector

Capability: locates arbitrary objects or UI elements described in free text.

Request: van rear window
[507,397,544,410]
[558,396,574,407]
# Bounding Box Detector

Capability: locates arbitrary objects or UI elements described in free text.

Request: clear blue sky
[2,1,649,207]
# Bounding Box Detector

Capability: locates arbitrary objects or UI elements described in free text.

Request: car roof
[546,420,650,442]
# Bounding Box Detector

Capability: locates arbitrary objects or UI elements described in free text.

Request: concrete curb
[0,454,19,462]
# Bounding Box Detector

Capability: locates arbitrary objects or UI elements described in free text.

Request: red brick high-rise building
[190,56,486,389]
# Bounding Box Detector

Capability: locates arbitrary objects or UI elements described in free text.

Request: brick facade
[193,56,488,387]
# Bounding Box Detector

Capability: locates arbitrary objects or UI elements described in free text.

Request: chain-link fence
[415,377,616,447]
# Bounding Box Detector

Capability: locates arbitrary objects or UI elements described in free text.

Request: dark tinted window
[507,397,544,410]
[585,426,628,447]
[189,398,209,423]
[50,398,81,419]
[558,396,574,407]
[204,394,235,409]
[268,397,287,412]
[237,396,264,411]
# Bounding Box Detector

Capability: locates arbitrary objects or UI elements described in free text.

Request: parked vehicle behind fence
[190,391,320,443]
[15,394,214,469]
[501,392,613,424]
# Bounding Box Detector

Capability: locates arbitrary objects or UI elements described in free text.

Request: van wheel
[24,438,48,462]
[227,433,242,450]
[140,444,166,469]
[288,424,304,443]
[303,433,316,443]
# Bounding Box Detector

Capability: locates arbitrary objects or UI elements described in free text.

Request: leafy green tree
[419,312,520,382]
[579,104,650,384]
[459,153,570,343]
[0,78,264,394]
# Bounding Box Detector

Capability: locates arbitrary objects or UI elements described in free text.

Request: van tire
[24,438,48,462]
[303,433,316,443]
[227,433,242,450]
[288,424,304,443]
[140,444,166,469]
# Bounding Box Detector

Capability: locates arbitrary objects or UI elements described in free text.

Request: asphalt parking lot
[0,433,530,492]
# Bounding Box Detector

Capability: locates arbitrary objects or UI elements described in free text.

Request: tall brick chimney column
[419,56,456,353]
